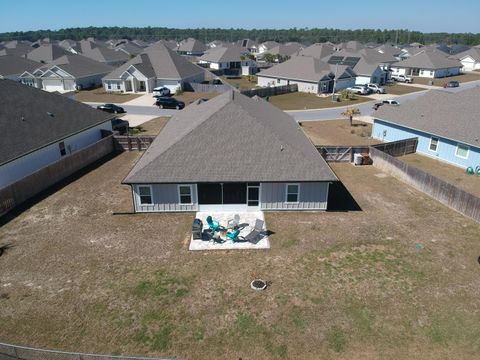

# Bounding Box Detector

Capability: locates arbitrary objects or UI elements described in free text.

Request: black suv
[97,103,125,114]
[111,118,129,135]
[155,97,185,110]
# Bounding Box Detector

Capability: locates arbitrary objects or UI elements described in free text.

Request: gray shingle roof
[258,55,355,83]
[392,50,462,69]
[299,43,335,59]
[177,38,206,53]
[0,79,114,165]
[26,44,71,63]
[78,40,129,63]
[123,91,337,184]
[266,43,303,57]
[452,47,480,62]
[104,43,204,80]
[0,55,40,77]
[374,87,480,147]
[44,54,114,78]
[199,46,247,63]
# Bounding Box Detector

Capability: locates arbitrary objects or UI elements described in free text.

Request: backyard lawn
[301,119,380,146]
[412,72,480,86]
[399,153,480,197]
[1,152,480,359]
[130,117,170,136]
[268,92,374,110]
[220,75,258,90]
[75,87,142,103]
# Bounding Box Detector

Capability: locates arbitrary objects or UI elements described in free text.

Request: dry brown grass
[384,83,425,95]
[175,91,219,105]
[268,92,374,110]
[1,154,480,359]
[130,117,170,136]
[74,88,142,104]
[301,119,380,146]
[399,153,480,197]
[220,76,259,90]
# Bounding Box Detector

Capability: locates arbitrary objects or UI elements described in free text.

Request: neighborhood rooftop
[123,90,338,184]
[392,49,462,69]
[374,87,480,147]
[0,79,114,165]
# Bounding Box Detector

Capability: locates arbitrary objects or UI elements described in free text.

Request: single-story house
[102,43,205,94]
[20,54,114,92]
[257,41,279,54]
[390,50,463,78]
[236,39,258,54]
[123,90,338,213]
[0,55,40,81]
[372,88,480,169]
[258,42,304,62]
[77,39,129,66]
[0,79,114,189]
[451,47,480,71]
[176,38,206,56]
[257,55,356,94]
[198,46,255,75]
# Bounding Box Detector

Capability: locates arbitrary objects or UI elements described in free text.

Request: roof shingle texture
[123,91,337,184]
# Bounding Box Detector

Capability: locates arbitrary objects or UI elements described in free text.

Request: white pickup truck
[391,74,413,83]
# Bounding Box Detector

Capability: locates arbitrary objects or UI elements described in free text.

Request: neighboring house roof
[374,87,480,148]
[236,39,258,49]
[26,44,71,63]
[177,38,206,53]
[391,50,463,69]
[116,42,144,56]
[40,54,114,78]
[451,47,480,62]
[0,79,114,165]
[449,44,470,55]
[131,39,150,48]
[0,41,33,57]
[123,90,337,184]
[266,43,303,57]
[207,40,231,48]
[258,55,355,82]
[0,55,41,77]
[104,43,204,80]
[78,39,129,63]
[337,41,365,51]
[299,43,336,59]
[199,46,248,63]
[375,44,403,58]
[154,39,178,50]
[260,41,279,50]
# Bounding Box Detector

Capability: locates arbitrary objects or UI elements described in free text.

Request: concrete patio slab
[189,211,270,250]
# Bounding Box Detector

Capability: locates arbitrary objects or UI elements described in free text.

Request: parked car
[382,99,400,106]
[367,83,386,94]
[346,85,369,95]
[391,74,413,83]
[152,86,171,97]
[445,80,459,88]
[155,97,185,110]
[373,102,384,110]
[96,103,125,114]
[111,118,129,135]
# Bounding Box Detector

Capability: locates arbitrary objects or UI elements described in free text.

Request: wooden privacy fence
[369,146,480,223]
[0,342,172,360]
[316,138,418,162]
[0,136,115,217]
[113,135,156,151]
[241,83,297,98]
[184,82,232,93]
[371,137,418,157]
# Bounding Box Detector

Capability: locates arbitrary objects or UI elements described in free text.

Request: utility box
[353,153,364,166]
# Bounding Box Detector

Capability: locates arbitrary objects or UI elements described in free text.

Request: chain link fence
[0,343,172,360]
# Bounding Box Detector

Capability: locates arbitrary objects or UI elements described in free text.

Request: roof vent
[280,145,284,151]
[47,112,54,117]
[21,116,25,121]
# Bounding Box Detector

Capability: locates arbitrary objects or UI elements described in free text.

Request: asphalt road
[87,80,480,122]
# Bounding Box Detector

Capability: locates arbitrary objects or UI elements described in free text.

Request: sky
[1,0,479,33]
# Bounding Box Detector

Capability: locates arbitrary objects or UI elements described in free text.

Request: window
[107,82,111,90]
[455,144,469,159]
[178,185,192,204]
[429,137,439,152]
[286,183,300,203]
[276,78,281,84]
[138,185,153,205]
[116,83,121,90]
[59,141,66,156]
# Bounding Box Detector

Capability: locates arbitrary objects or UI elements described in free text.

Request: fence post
[13,346,19,360]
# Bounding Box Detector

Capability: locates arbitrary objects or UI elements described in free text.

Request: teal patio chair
[226,229,240,242]
[206,216,220,232]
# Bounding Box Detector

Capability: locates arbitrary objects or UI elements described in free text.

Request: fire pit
[250,279,267,291]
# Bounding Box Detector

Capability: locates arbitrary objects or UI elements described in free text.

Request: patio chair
[226,229,240,242]
[243,219,265,245]
[227,214,241,229]
[206,216,220,232]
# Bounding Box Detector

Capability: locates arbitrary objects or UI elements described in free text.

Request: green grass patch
[132,270,193,299]
[327,326,347,352]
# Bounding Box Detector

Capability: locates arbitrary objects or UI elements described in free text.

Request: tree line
[1,26,479,45]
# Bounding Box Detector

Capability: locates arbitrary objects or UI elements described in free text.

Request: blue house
[372,88,480,169]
